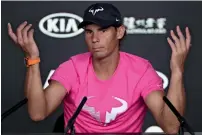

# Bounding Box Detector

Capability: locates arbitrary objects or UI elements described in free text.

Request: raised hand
[8,21,39,58]
[167,25,191,73]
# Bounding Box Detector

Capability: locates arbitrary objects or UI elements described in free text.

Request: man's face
[84,24,125,60]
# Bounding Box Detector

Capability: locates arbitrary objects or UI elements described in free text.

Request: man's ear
[116,25,126,40]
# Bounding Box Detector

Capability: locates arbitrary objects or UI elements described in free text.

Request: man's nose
[92,32,100,43]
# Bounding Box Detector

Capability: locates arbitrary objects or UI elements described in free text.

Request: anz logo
[39,13,84,38]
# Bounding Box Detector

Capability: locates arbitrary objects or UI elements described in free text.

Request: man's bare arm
[8,21,68,121]
[25,63,67,121]
[145,25,191,134]
[145,73,185,134]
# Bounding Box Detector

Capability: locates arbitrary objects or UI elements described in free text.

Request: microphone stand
[1,98,28,121]
[163,96,195,135]
[64,96,87,135]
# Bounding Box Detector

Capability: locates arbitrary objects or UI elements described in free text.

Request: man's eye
[85,31,92,34]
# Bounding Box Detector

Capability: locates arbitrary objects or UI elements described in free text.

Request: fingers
[28,29,34,41]
[8,23,18,43]
[176,26,186,51]
[22,24,32,44]
[17,21,27,45]
[170,29,181,52]
[185,27,191,50]
[8,21,34,47]
[169,26,191,53]
[167,37,177,53]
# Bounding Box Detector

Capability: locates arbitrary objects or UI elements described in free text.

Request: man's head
[78,3,126,59]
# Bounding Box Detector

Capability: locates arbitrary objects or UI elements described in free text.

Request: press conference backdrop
[2,1,202,133]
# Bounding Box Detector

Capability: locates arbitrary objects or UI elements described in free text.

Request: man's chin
[92,52,107,60]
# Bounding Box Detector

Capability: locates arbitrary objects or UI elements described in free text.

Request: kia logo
[39,13,84,38]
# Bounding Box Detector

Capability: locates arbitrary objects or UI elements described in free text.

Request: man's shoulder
[69,52,92,70]
[58,52,91,67]
[121,51,157,81]
[121,51,151,67]
[70,52,91,61]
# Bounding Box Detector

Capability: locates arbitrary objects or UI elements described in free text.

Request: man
[8,3,191,134]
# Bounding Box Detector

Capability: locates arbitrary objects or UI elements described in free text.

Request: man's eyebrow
[98,27,107,31]
[84,28,93,32]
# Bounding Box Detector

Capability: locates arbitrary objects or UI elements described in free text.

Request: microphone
[64,96,87,135]
[163,96,195,135]
[1,98,28,121]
